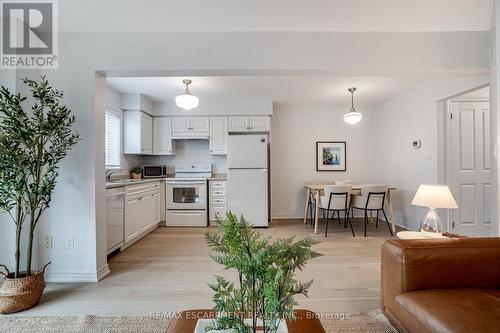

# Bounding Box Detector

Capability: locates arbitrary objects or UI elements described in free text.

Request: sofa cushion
[395,289,500,333]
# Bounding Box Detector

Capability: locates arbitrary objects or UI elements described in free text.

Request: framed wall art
[316,141,346,171]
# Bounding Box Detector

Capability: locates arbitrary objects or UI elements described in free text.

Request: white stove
[165,163,212,227]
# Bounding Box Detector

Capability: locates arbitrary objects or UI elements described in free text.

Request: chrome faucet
[106,169,120,181]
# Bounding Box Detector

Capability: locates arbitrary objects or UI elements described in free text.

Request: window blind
[105,108,121,168]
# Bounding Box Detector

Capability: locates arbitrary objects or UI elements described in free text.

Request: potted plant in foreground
[202,212,320,333]
[0,77,79,314]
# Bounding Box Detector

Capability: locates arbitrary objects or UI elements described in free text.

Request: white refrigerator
[227,134,269,227]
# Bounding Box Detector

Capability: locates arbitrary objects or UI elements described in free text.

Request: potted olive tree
[203,212,320,333]
[0,77,79,314]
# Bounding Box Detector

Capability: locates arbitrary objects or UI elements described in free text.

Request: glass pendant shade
[175,79,199,110]
[344,87,362,124]
[175,93,199,110]
[343,108,363,124]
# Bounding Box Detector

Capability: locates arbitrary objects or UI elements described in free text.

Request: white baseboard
[45,272,99,283]
[44,264,110,283]
[97,264,111,281]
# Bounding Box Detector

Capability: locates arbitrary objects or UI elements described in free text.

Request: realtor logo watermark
[1,0,58,69]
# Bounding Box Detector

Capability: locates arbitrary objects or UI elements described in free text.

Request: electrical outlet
[44,236,53,249]
[65,237,74,249]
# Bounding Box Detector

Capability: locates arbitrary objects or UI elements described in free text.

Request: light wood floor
[23,219,395,316]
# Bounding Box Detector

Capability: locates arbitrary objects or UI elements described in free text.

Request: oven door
[166,180,207,210]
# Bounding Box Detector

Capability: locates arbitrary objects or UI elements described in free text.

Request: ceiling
[61,0,493,33]
[106,76,424,106]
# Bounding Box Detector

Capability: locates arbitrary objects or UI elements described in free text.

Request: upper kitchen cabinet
[121,94,153,114]
[228,116,271,133]
[124,111,153,155]
[153,117,175,155]
[209,117,228,155]
[172,116,209,138]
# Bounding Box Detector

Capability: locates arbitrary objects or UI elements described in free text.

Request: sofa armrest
[381,237,500,316]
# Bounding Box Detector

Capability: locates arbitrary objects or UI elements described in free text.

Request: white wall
[271,104,376,219]
[152,100,273,116]
[372,76,489,230]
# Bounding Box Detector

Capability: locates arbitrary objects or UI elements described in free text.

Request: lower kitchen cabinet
[209,180,228,223]
[123,181,161,249]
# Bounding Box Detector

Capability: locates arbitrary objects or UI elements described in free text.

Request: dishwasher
[106,187,125,254]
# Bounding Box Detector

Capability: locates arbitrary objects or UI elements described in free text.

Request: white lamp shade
[343,111,362,124]
[411,184,458,209]
[175,93,199,110]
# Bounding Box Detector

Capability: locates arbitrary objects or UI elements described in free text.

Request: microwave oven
[142,165,168,178]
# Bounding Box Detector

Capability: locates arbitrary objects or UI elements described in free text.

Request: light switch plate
[65,237,74,249]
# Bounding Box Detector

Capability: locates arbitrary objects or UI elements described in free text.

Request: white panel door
[153,117,174,155]
[228,169,268,227]
[227,134,268,168]
[450,101,491,236]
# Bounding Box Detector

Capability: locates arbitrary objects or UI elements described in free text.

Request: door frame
[438,84,490,233]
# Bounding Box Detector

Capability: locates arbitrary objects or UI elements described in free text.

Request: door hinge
[450,113,453,120]
[452,221,455,228]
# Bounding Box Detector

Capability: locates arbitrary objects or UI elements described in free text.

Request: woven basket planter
[0,264,48,314]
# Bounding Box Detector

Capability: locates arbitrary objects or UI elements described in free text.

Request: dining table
[303,182,397,234]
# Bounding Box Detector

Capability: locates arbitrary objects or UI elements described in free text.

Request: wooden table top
[304,183,396,191]
[165,309,326,333]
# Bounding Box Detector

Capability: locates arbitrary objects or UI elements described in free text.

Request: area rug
[0,309,396,333]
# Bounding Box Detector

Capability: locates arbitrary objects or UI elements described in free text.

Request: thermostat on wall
[412,140,421,149]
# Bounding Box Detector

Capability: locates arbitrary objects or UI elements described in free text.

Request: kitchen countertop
[208,173,227,181]
[105,177,168,189]
[106,174,227,189]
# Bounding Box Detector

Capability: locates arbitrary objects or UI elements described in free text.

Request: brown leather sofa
[381,237,500,333]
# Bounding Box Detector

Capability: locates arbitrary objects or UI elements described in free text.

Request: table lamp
[411,184,458,235]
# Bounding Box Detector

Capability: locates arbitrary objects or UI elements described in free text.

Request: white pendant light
[343,87,362,124]
[175,79,199,110]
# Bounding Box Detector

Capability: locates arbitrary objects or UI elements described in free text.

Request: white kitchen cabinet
[248,116,271,132]
[209,117,228,155]
[228,116,271,133]
[228,117,248,132]
[209,180,228,223]
[123,182,161,249]
[172,116,209,137]
[106,188,124,254]
[124,192,143,244]
[190,117,210,133]
[124,110,153,155]
[153,117,175,155]
[151,190,161,225]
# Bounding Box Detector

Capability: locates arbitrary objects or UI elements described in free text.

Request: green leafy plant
[130,166,142,174]
[0,77,79,278]
[205,212,320,333]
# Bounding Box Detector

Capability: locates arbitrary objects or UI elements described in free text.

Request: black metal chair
[350,185,393,237]
[318,185,355,237]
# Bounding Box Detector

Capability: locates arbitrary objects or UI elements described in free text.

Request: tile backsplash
[141,139,227,173]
